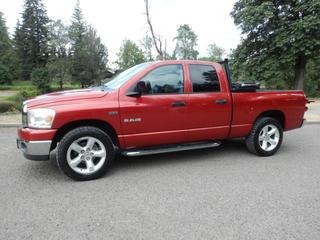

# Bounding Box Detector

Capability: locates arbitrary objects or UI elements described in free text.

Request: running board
[121,141,221,157]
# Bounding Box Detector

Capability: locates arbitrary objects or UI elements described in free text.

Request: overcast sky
[0,0,241,64]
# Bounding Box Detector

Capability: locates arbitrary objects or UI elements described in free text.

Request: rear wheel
[57,126,115,180]
[245,117,283,156]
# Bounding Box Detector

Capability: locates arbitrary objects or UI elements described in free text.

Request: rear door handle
[215,99,227,104]
[172,101,186,107]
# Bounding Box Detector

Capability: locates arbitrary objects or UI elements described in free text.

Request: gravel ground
[1,125,320,239]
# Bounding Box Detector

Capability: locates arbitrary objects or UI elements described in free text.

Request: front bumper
[17,139,52,161]
[16,127,56,160]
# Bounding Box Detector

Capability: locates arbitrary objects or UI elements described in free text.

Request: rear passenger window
[189,64,220,93]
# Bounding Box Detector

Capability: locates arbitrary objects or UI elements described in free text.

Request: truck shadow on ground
[24,139,256,181]
[110,139,248,173]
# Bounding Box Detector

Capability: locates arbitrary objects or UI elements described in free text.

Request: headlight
[28,108,56,129]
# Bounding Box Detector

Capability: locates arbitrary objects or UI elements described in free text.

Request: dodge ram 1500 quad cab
[17,60,308,180]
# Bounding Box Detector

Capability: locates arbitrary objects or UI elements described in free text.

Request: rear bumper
[300,118,306,128]
[17,139,52,161]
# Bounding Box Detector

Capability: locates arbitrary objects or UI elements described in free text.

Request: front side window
[137,64,184,94]
[189,64,220,93]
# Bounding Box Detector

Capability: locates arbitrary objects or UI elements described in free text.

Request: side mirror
[126,81,150,97]
[126,91,141,97]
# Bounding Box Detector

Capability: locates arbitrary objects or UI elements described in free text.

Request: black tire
[57,126,115,181]
[245,117,283,156]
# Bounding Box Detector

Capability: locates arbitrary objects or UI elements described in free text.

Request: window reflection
[189,65,220,92]
[138,65,184,94]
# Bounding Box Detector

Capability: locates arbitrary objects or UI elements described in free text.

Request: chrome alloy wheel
[66,136,107,175]
[258,124,280,151]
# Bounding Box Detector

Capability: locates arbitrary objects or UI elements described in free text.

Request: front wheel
[57,127,115,180]
[245,117,283,156]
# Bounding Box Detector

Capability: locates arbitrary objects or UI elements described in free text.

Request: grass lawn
[0,96,10,101]
[0,80,34,91]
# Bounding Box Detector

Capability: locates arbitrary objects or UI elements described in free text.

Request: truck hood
[25,88,108,108]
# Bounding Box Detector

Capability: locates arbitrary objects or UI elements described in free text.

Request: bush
[31,67,50,93]
[8,90,39,112]
[0,90,39,112]
[14,90,38,101]
[0,101,15,113]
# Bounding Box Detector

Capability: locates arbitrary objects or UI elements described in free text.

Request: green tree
[174,24,198,60]
[0,12,16,84]
[199,44,225,62]
[47,20,70,89]
[83,26,108,85]
[116,39,145,71]
[31,67,50,93]
[140,35,153,61]
[13,20,25,79]
[231,0,320,90]
[14,0,50,80]
[207,44,225,61]
[69,0,88,87]
[305,56,320,97]
[69,1,108,87]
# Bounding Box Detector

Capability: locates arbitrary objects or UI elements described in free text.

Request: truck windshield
[103,63,151,90]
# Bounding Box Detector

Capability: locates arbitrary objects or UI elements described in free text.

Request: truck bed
[229,90,306,138]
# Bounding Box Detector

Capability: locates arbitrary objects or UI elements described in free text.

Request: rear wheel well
[51,119,119,151]
[255,110,285,129]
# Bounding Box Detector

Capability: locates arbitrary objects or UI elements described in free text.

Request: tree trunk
[294,54,307,90]
[144,0,164,60]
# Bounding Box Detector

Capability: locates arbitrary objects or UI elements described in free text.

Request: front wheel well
[254,110,285,129]
[50,119,119,151]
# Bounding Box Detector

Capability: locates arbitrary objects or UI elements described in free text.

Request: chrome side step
[121,141,221,157]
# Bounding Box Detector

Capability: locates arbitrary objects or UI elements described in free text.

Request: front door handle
[215,99,227,104]
[172,101,186,107]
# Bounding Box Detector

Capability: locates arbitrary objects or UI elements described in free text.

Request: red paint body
[18,60,307,150]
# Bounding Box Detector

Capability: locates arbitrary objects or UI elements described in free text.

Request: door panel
[119,95,188,148]
[186,64,232,141]
[186,93,232,140]
[119,64,188,148]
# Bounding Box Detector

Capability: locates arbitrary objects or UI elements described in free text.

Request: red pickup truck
[17,60,307,180]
